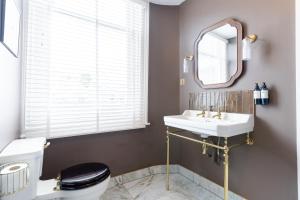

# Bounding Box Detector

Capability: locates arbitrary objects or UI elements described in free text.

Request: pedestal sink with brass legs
[164,110,254,200]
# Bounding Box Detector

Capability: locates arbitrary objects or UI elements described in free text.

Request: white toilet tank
[0,137,47,200]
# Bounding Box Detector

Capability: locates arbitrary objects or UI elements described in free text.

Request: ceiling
[149,0,186,6]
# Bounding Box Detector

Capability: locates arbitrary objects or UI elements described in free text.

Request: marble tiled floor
[102,173,221,200]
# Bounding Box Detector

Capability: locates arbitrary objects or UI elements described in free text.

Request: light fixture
[183,55,194,74]
[242,34,257,61]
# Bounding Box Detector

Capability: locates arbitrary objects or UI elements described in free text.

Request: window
[197,33,228,84]
[22,0,149,138]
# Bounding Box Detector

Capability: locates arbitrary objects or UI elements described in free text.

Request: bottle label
[254,91,261,99]
[261,90,269,99]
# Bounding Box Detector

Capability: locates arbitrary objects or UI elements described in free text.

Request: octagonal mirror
[194,18,243,89]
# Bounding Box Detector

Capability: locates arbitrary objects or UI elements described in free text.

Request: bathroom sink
[164,110,254,138]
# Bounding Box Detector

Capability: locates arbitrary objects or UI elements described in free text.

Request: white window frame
[20,0,150,139]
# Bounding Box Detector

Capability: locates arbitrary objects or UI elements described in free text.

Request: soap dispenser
[261,82,269,105]
[253,83,261,105]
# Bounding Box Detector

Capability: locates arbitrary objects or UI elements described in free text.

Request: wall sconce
[242,34,257,61]
[183,55,194,73]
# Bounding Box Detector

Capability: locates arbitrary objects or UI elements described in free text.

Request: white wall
[0,0,21,151]
[297,0,300,198]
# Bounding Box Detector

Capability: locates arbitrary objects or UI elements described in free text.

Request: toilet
[0,137,110,200]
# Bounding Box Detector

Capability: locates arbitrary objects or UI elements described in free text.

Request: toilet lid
[60,163,110,190]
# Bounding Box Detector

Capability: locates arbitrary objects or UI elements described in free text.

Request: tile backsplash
[189,90,254,114]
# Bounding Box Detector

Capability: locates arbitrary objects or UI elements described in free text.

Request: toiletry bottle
[253,83,261,105]
[261,82,269,105]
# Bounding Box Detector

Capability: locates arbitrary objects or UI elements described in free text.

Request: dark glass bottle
[253,83,261,105]
[261,82,269,105]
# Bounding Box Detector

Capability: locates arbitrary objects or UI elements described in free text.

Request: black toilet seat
[60,163,110,190]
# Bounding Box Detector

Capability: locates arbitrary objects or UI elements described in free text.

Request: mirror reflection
[197,24,237,85]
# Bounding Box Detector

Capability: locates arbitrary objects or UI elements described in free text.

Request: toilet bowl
[36,176,110,200]
[0,138,110,200]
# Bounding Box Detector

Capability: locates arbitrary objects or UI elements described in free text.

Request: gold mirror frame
[194,18,243,89]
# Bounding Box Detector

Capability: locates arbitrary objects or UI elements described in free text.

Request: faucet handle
[212,109,222,119]
[196,110,206,118]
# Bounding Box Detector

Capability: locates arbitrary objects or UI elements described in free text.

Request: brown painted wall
[42,4,180,179]
[179,0,297,199]
[41,2,297,199]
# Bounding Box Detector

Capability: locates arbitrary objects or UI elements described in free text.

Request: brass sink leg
[166,127,170,191]
[223,137,229,200]
[165,129,253,200]
[246,132,254,145]
[202,139,207,155]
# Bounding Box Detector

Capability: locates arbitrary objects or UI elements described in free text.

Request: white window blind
[22,0,149,138]
[197,33,228,84]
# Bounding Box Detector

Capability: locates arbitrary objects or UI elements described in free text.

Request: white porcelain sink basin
[164,110,254,138]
